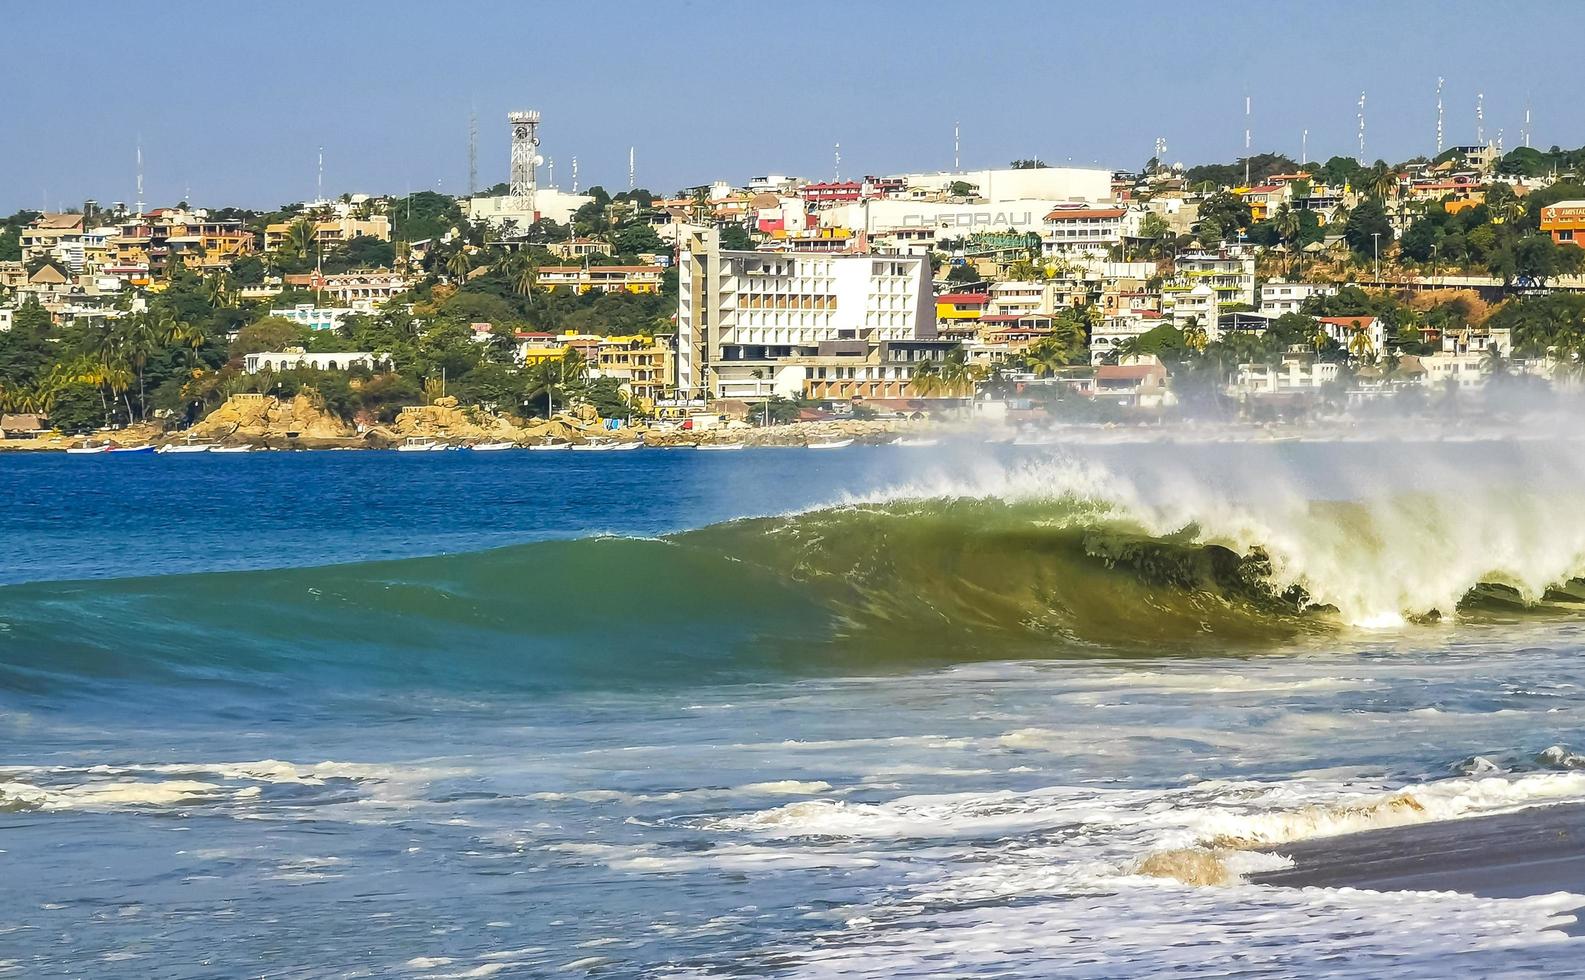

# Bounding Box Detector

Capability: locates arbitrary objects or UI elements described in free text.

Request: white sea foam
[815,441,1585,627]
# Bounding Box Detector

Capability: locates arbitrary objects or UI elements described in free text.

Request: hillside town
[6,110,1585,446]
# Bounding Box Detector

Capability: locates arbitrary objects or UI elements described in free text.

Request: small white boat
[527,441,570,452]
[470,442,517,452]
[397,437,444,452]
[696,443,746,451]
[108,444,155,454]
[209,445,253,454]
[606,441,641,451]
[893,437,939,448]
[806,438,854,450]
[157,438,218,454]
[65,443,109,455]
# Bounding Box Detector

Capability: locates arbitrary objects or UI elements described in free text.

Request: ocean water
[5,439,1585,977]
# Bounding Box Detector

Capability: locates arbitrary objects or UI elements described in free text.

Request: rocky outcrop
[189,393,356,445]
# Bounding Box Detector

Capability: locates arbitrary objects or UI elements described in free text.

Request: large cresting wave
[4,453,1585,699]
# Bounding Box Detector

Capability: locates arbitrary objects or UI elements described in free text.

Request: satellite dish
[533,154,545,167]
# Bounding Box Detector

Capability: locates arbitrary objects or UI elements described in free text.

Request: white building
[270,303,365,332]
[677,230,947,401]
[1259,280,1335,316]
[1169,249,1257,309]
[897,166,1112,204]
[467,187,595,232]
[1233,358,1342,395]
[243,349,387,373]
[1041,206,1140,257]
[817,198,1067,240]
[1162,283,1218,333]
[1090,310,1167,364]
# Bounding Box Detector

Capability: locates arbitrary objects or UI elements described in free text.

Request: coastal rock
[190,393,355,443]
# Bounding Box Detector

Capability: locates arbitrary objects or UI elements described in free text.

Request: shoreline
[1251,801,1585,904]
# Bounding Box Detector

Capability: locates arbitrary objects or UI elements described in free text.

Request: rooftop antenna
[1436,76,1445,155]
[1244,94,1252,185]
[468,107,478,197]
[1357,91,1367,160]
[1154,136,1167,165]
[547,157,555,188]
[571,156,579,194]
[953,121,960,170]
[1476,92,1485,145]
[628,146,635,192]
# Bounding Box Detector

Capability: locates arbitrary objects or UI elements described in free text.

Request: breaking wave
[3,456,1585,700]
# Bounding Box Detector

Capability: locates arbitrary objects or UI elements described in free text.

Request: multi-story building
[284,269,411,305]
[535,265,666,294]
[593,335,675,408]
[935,291,990,325]
[264,214,392,252]
[1090,309,1165,364]
[1259,280,1335,316]
[1040,206,1133,257]
[19,213,85,264]
[676,229,949,401]
[1169,249,1256,309]
[1541,201,1585,247]
[116,209,256,277]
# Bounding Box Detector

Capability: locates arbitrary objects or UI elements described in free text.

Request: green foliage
[945,263,980,285]
[1195,191,1253,243]
[611,223,664,255]
[231,317,309,357]
[392,191,462,243]
[1311,156,1365,189]
[719,225,754,250]
[1183,153,1299,189]
[1343,199,1393,258]
[49,381,105,434]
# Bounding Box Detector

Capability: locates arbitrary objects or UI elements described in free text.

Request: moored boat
[396,437,444,452]
[806,438,854,450]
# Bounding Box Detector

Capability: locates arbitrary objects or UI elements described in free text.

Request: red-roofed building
[1094,362,1169,406]
[935,292,991,323]
[1318,315,1386,356]
[1041,206,1136,256]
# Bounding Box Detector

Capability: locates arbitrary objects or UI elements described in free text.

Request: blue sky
[2,0,1578,212]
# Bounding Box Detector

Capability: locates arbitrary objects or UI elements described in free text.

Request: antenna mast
[317,146,324,203]
[1476,92,1485,145]
[1244,95,1252,186]
[1357,91,1367,160]
[953,121,960,170]
[1436,76,1445,155]
[834,142,841,181]
[571,156,579,194]
[135,138,144,216]
[468,108,478,196]
[628,146,635,192]
[508,110,542,216]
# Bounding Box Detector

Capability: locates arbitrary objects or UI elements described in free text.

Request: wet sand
[1252,802,1585,903]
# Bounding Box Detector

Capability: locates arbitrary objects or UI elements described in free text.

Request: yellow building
[595,335,673,408]
[935,291,990,323]
[264,215,393,252]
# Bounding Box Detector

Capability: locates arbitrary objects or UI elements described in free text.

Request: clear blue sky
[3,0,1578,213]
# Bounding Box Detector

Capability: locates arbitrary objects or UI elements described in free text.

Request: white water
[829,438,1585,627]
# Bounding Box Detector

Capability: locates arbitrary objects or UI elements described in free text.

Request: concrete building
[1259,280,1335,316]
[1233,358,1342,395]
[1091,310,1165,364]
[264,214,392,252]
[243,349,387,373]
[1170,249,1257,308]
[1040,206,1139,257]
[1541,201,1585,247]
[897,166,1112,204]
[283,270,411,305]
[677,230,948,401]
[536,265,666,294]
[466,187,594,232]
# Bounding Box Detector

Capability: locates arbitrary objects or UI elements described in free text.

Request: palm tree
[446,248,474,284]
[1110,336,1144,365]
[509,253,538,298]
[910,359,943,397]
[1364,164,1399,203]
[1182,316,1209,352]
[1347,323,1375,361]
[281,218,317,263]
[1021,338,1069,378]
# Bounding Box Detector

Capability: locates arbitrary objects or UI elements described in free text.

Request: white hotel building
[677,230,954,401]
